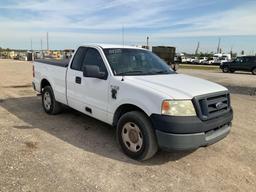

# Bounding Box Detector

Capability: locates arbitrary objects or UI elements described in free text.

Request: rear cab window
[71,47,87,71]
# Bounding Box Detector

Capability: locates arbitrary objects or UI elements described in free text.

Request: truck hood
[125,74,227,99]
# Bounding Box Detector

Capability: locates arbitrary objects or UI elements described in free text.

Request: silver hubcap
[43,92,52,110]
[121,122,143,152]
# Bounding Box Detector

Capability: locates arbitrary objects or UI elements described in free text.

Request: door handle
[75,76,81,84]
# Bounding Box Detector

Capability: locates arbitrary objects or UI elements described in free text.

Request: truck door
[80,48,109,122]
[230,57,244,71]
[246,57,254,71]
[239,57,250,71]
[66,47,109,122]
[66,47,87,112]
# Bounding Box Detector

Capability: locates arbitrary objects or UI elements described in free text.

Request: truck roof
[84,44,145,50]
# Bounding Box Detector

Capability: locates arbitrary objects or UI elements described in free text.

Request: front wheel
[116,111,158,160]
[42,86,62,115]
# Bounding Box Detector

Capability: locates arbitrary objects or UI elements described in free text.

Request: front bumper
[150,109,233,151]
[155,124,231,151]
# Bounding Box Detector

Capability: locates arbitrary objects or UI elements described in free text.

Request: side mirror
[83,65,107,80]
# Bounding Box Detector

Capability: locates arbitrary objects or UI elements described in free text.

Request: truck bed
[34,59,70,68]
[33,59,68,105]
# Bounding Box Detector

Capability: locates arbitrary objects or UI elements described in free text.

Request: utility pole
[217,37,221,53]
[195,41,200,55]
[46,32,49,51]
[40,38,43,58]
[146,36,149,49]
[30,38,33,51]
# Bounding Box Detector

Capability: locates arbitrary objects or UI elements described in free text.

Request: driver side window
[81,48,107,73]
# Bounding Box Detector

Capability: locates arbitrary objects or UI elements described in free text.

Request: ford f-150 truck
[32,44,233,160]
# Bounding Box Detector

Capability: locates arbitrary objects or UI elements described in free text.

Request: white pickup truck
[32,44,233,160]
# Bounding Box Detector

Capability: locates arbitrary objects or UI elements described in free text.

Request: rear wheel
[116,111,158,160]
[42,86,62,114]
[222,67,229,73]
[252,68,256,75]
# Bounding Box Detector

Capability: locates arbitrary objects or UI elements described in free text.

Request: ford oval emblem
[215,102,224,110]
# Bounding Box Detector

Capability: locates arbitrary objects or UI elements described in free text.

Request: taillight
[32,65,35,77]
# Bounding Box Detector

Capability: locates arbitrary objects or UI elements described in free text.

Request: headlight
[161,100,196,116]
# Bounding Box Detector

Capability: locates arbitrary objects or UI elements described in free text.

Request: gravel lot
[0,59,255,192]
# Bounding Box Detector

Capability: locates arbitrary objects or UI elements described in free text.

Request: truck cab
[33,44,233,160]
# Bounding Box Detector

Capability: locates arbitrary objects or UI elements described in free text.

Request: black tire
[116,111,158,160]
[42,86,62,115]
[252,68,256,75]
[222,67,229,73]
[230,69,235,73]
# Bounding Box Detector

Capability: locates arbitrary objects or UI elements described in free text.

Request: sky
[0,0,255,54]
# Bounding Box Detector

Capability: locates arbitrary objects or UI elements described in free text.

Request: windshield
[103,48,174,76]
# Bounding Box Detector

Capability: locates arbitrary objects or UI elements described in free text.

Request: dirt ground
[0,59,255,192]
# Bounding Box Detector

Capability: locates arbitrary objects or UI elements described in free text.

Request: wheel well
[113,104,148,127]
[40,79,51,92]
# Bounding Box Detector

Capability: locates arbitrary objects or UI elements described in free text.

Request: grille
[193,91,231,120]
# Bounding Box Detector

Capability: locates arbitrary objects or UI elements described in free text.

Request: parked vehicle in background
[33,44,233,160]
[191,57,199,64]
[199,57,208,64]
[181,57,189,63]
[174,53,184,64]
[201,57,213,65]
[186,57,199,64]
[220,56,230,65]
[220,56,256,75]
[212,53,231,65]
[63,49,75,59]
[152,46,178,71]
[184,57,192,64]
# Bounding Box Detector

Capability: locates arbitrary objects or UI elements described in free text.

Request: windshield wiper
[150,70,170,74]
[116,70,144,76]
